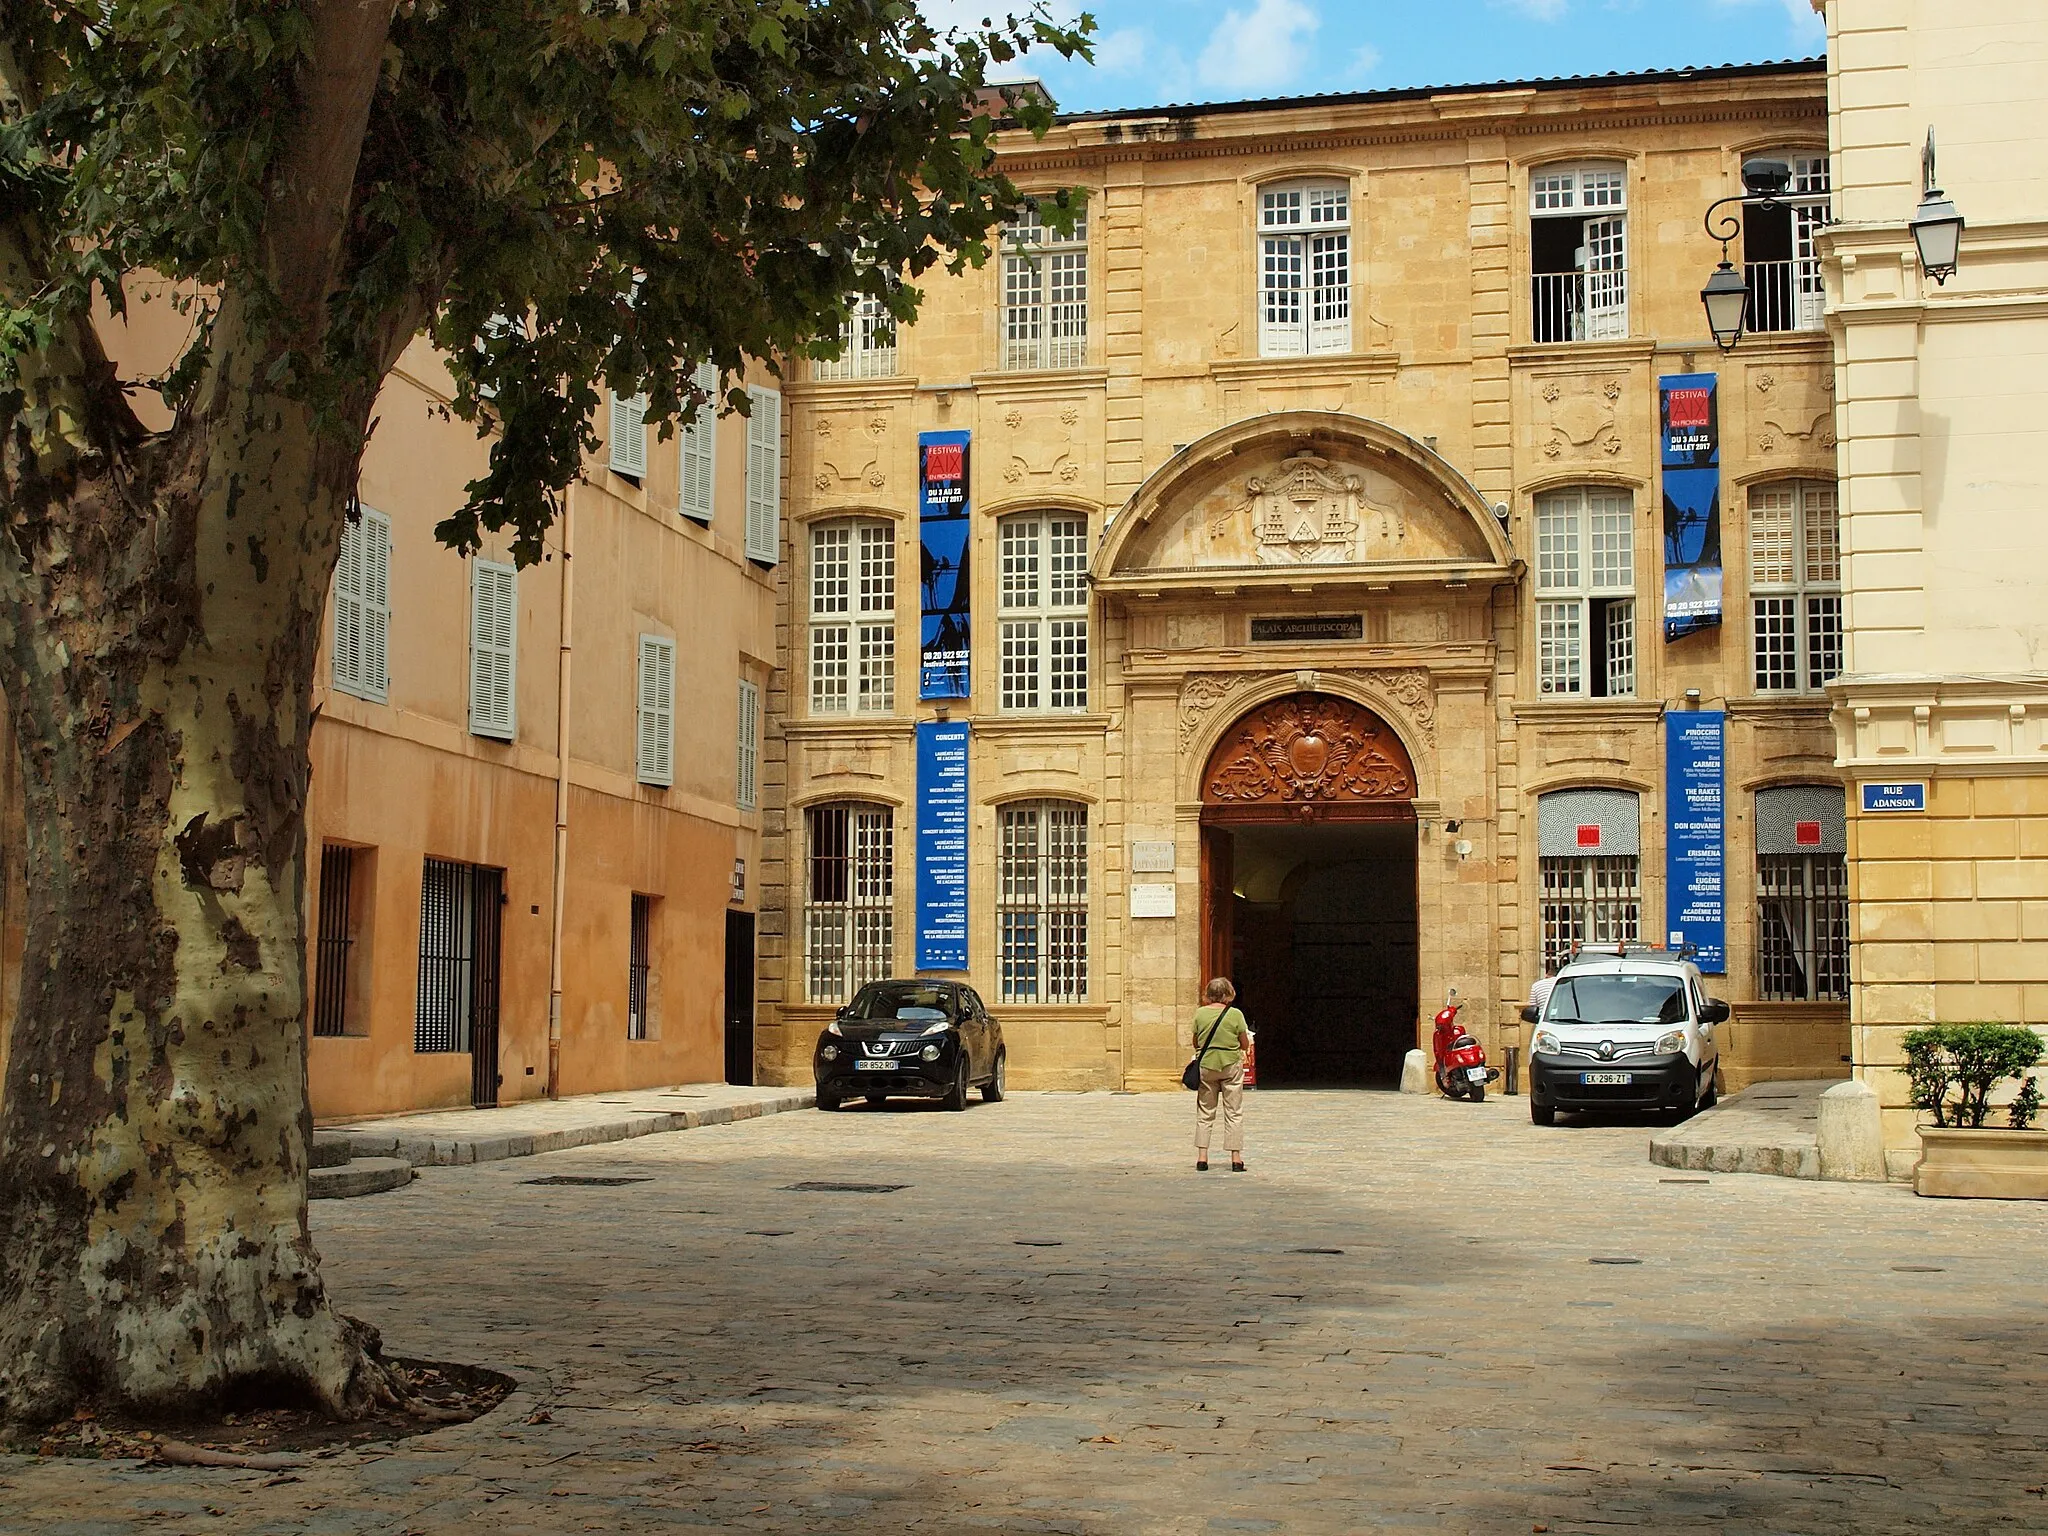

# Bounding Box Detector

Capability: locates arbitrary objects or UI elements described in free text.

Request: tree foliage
[2,0,1092,562]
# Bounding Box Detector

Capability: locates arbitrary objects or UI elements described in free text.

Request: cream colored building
[757,61,1857,1098]
[1818,1,2048,1169]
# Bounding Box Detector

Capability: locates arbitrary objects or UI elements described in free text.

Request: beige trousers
[1194,1062,1246,1154]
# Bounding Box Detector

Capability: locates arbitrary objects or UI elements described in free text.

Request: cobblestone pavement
[8,1090,2048,1535]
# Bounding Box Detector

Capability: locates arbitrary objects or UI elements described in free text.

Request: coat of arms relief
[1221,451,1404,564]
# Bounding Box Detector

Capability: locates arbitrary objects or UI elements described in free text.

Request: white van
[1522,947,1726,1125]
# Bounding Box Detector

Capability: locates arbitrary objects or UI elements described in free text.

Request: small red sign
[1667,387,1712,428]
[924,442,964,480]
[1576,825,1601,849]
[1795,820,1823,847]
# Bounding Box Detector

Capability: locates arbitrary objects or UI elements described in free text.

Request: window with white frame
[679,362,717,523]
[736,677,759,812]
[1002,203,1088,371]
[608,388,648,479]
[997,800,1088,1003]
[1755,784,1848,1002]
[1258,180,1351,357]
[1535,487,1635,698]
[1536,789,1641,971]
[805,802,894,1003]
[744,385,781,565]
[809,520,896,715]
[468,559,517,741]
[998,513,1089,712]
[332,505,390,703]
[1529,161,1628,343]
[1742,153,1830,334]
[1749,480,1841,694]
[813,294,897,381]
[635,634,675,788]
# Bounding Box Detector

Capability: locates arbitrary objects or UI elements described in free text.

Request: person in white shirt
[1527,956,1559,1018]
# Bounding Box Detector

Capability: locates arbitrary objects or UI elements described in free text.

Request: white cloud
[1197,0,1323,95]
[1351,42,1382,79]
[1495,0,1569,19]
[1092,27,1150,75]
[1779,0,1826,43]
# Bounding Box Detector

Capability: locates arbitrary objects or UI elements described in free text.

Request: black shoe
[1231,1160,1247,1172]
[1195,1159,1209,1171]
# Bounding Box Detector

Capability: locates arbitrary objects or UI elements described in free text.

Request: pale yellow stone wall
[759,65,1850,1091]
[1820,0,2048,1171]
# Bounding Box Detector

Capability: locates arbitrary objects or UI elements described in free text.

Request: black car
[814,979,1006,1111]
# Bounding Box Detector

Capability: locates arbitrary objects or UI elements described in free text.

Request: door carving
[1202,692,1416,820]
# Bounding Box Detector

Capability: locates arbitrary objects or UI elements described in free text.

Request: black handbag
[1182,1006,1237,1091]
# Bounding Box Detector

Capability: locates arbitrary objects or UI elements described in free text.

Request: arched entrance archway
[1200,693,1420,1087]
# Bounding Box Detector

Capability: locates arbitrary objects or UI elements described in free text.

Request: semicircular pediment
[1096,412,1512,587]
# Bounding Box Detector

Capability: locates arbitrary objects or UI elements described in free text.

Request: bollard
[1503,1046,1520,1096]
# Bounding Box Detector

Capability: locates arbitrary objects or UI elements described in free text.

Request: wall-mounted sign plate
[1130,882,1177,919]
[1131,840,1176,874]
[1250,615,1363,643]
[1861,781,1928,813]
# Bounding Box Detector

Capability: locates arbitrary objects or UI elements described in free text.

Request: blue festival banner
[918,430,972,699]
[1665,709,1726,973]
[1659,373,1722,643]
[915,720,970,971]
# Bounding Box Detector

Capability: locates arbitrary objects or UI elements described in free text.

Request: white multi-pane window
[998,514,1089,712]
[679,362,717,523]
[809,520,896,715]
[635,634,676,788]
[468,559,517,741]
[332,505,390,703]
[805,803,894,1003]
[608,388,648,479]
[744,385,781,565]
[997,801,1089,1004]
[1744,153,1831,334]
[1002,204,1089,371]
[1529,161,1628,343]
[1535,487,1635,698]
[1750,480,1841,694]
[1258,180,1351,357]
[736,678,759,812]
[813,294,897,381]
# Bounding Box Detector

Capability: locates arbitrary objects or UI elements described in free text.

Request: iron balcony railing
[1745,258,1826,335]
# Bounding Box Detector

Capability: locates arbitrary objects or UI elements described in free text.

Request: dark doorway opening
[724,909,756,1086]
[416,857,504,1108]
[1209,821,1419,1088]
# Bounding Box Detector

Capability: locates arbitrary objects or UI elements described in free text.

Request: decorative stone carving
[1537,374,1625,460]
[1239,451,1396,565]
[1359,667,1437,746]
[1752,366,1835,454]
[1177,673,1254,751]
[1202,693,1416,804]
[812,409,891,491]
[994,398,1086,486]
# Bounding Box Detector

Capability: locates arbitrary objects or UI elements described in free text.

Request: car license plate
[854,1059,899,1071]
[1580,1071,1632,1085]
[1465,1066,1488,1082]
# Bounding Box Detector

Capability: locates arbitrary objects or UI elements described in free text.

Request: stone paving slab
[9,1089,2048,1534]
[320,1081,814,1166]
[1649,1080,1830,1179]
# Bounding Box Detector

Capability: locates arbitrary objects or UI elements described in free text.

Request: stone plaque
[1250,615,1364,643]
[1130,883,1177,919]
[1131,840,1176,873]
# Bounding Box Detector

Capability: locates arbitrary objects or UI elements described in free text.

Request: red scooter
[1431,989,1499,1102]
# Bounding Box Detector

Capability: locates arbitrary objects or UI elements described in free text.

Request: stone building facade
[756,59,1854,1095]
[1819,0,2048,1169]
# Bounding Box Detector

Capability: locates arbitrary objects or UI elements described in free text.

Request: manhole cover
[1660,1177,1711,1184]
[1289,1247,1346,1255]
[748,1229,794,1237]
[1014,1239,1063,1247]
[1589,1256,1642,1265]
[1892,1264,1946,1273]
[524,1175,652,1187]
[783,1181,908,1194]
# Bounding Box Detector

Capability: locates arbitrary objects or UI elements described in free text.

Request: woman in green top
[1190,977,1251,1172]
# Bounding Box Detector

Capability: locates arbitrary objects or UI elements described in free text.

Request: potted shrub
[1906,1023,2048,1199]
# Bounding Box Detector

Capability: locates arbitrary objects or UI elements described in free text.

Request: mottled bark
[0,301,403,1426]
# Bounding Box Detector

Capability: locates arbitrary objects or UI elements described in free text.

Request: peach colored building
[1818,0,2048,1170]
[756,60,1857,1100]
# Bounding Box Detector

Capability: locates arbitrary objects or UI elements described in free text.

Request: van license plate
[854,1060,899,1071]
[1580,1071,1632,1085]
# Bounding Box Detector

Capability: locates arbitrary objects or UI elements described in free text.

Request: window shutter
[468,560,517,740]
[1583,215,1628,339]
[610,391,648,479]
[736,678,759,811]
[636,635,675,787]
[334,507,390,702]
[745,385,781,565]
[680,363,717,522]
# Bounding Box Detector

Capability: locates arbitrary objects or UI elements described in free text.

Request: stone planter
[1913,1126,2048,1200]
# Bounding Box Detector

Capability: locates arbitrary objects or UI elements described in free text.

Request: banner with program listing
[1660,373,1722,643]
[918,430,972,700]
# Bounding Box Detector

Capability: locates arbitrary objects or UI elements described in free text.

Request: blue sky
[934,0,1825,114]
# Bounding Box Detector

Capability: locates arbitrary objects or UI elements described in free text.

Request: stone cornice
[1509,698,1666,725]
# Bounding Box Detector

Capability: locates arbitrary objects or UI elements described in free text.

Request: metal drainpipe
[546,483,576,1099]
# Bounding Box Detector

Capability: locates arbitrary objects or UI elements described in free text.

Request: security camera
[1742,158,1792,198]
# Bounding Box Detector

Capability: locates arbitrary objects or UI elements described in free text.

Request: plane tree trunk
[0,299,407,1426]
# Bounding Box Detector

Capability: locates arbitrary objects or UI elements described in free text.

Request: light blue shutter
[636,635,675,787]
[745,385,781,565]
[468,560,517,740]
[680,362,717,523]
[610,391,648,479]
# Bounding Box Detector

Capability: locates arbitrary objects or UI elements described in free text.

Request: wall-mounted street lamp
[1910,129,1965,285]
[1697,157,1799,352]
